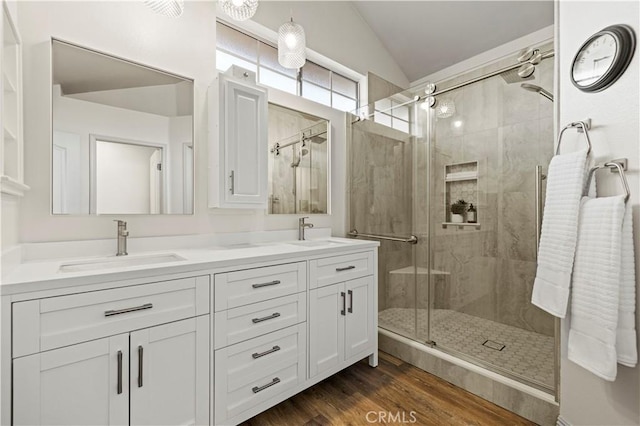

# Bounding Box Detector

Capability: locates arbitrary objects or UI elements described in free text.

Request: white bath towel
[532,149,590,317]
[616,203,637,367]
[568,195,626,381]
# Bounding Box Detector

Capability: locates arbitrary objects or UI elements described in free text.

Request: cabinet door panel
[130,317,209,426]
[309,283,345,378]
[223,78,267,205]
[13,334,128,426]
[345,276,375,360]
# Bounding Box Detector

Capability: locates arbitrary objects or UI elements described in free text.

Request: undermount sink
[59,253,186,273]
[286,239,348,248]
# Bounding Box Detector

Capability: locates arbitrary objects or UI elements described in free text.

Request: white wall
[17,1,344,243]
[249,1,409,89]
[557,1,640,424]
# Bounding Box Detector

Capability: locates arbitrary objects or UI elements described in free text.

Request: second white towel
[567,195,635,381]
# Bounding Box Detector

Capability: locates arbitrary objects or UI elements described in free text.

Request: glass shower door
[349,115,419,341]
[426,64,555,391]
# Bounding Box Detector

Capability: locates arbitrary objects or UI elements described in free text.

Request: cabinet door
[13,334,129,426]
[222,77,267,207]
[345,276,375,360]
[309,283,345,378]
[130,316,209,426]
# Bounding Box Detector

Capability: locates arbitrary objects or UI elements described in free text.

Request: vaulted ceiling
[351,1,554,82]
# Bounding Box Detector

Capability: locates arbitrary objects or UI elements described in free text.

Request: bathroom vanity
[1,236,378,425]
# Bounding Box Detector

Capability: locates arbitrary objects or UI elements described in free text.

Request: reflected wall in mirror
[267,104,329,214]
[51,39,194,215]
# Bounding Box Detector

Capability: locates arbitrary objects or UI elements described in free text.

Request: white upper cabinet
[210,68,268,209]
[1,1,28,197]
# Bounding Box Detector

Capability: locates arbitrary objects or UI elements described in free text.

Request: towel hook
[555,120,592,155]
[584,160,631,202]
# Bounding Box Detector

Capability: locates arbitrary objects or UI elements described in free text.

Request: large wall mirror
[267,104,329,215]
[51,39,194,215]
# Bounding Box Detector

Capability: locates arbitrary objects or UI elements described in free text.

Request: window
[216,22,359,112]
[374,97,411,133]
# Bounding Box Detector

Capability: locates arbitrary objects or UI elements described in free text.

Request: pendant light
[278,16,306,69]
[145,0,184,18]
[220,0,259,21]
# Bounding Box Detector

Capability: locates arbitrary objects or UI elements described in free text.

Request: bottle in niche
[467,204,477,223]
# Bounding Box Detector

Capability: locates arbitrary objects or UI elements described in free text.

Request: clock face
[572,34,618,87]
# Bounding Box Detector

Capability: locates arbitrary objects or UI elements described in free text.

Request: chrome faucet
[298,217,314,241]
[114,220,129,256]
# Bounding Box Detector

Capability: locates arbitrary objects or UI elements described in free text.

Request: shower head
[520,83,554,102]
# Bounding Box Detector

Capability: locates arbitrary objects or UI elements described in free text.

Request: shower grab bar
[348,229,418,244]
[584,159,631,203]
[555,120,592,155]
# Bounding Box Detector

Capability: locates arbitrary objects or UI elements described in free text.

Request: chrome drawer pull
[252,377,281,393]
[252,312,281,323]
[252,280,281,289]
[336,265,356,272]
[105,303,153,317]
[252,345,281,359]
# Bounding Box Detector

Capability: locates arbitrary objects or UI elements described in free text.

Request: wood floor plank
[240,351,535,426]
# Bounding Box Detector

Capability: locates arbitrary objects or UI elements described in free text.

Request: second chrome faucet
[114,220,129,256]
[298,217,314,240]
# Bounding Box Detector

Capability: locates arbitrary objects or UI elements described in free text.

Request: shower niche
[442,161,481,229]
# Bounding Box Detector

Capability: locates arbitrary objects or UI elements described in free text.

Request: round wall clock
[571,24,636,92]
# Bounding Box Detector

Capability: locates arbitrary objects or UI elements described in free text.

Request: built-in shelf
[442,222,481,230]
[1,3,26,197]
[444,161,479,226]
[444,171,478,182]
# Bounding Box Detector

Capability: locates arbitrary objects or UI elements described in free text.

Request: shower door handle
[535,165,546,258]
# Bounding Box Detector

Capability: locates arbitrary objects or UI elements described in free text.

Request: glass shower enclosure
[348,46,556,393]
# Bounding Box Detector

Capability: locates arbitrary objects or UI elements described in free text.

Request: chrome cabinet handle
[105,303,153,317]
[252,377,280,393]
[252,345,281,359]
[336,265,356,272]
[348,290,353,313]
[252,280,281,289]
[117,350,123,395]
[252,312,281,323]
[340,292,346,316]
[138,345,143,388]
[229,170,235,194]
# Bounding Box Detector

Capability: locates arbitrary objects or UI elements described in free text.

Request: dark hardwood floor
[241,351,535,425]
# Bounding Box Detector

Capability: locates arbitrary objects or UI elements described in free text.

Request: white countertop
[1,236,378,296]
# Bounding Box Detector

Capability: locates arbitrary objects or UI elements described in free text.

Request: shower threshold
[378,308,554,390]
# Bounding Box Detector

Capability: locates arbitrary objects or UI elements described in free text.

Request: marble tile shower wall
[350,118,414,312]
[427,49,555,337]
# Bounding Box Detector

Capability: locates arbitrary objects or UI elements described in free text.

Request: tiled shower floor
[379,308,555,388]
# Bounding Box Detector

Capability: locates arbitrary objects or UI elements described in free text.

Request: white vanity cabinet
[211,68,268,209]
[309,253,376,379]
[11,275,210,426]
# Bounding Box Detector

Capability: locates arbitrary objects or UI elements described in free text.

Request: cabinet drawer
[214,293,306,349]
[310,251,374,288]
[13,276,210,358]
[215,325,306,423]
[214,262,306,312]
